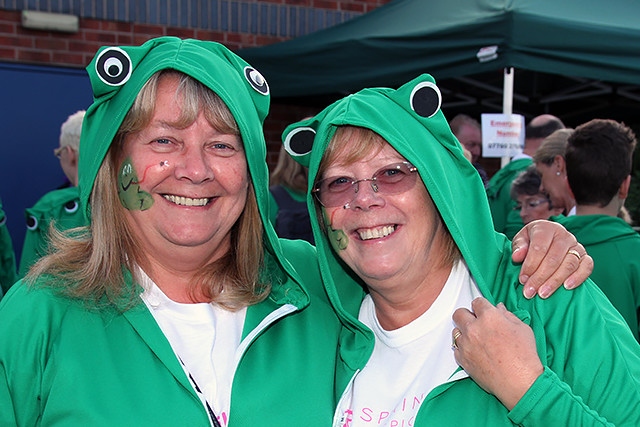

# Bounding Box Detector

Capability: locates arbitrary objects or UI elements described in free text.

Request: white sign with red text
[480,113,525,158]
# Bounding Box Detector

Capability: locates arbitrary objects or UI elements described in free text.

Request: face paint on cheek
[323,208,349,251]
[117,157,154,211]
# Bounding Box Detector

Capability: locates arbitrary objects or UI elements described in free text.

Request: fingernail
[524,286,535,299]
[564,279,575,290]
[520,274,529,284]
[538,286,551,299]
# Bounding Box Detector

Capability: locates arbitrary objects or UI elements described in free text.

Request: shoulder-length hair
[27,70,269,311]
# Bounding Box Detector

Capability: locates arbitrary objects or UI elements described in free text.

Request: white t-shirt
[139,270,246,427]
[334,260,481,427]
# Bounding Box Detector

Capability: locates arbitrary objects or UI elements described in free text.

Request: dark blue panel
[159,0,167,25]
[200,0,209,29]
[149,0,159,24]
[269,4,277,36]
[279,5,286,37]
[289,7,297,37]
[105,0,115,20]
[210,0,218,30]
[240,2,248,33]
[190,0,198,28]
[299,7,306,36]
[221,0,228,32]
[0,63,93,263]
[250,3,257,33]
[230,1,238,32]
[117,0,127,20]
[169,0,178,27]
[314,8,324,31]
[180,0,188,27]
[95,0,104,19]
[259,3,268,35]
[138,0,147,22]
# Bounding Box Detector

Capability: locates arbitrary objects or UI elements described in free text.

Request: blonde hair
[27,70,269,311]
[316,126,460,267]
[270,145,308,193]
[533,128,574,165]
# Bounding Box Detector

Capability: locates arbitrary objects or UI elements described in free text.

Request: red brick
[52,52,85,66]
[0,22,16,35]
[35,37,68,50]
[341,3,365,12]
[0,10,20,21]
[133,24,166,35]
[194,30,225,43]
[166,27,196,39]
[101,21,133,32]
[0,47,16,60]
[116,34,134,45]
[314,0,339,10]
[17,49,52,63]
[83,31,118,44]
[82,19,101,30]
[0,35,33,48]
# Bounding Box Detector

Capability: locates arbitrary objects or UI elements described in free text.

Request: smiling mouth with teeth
[358,225,396,240]
[163,195,211,207]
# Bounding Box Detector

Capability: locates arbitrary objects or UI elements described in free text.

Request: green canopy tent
[238,0,640,123]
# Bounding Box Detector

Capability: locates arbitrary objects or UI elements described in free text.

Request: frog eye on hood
[0,214,5,227]
[26,215,38,231]
[410,81,442,118]
[64,200,79,214]
[95,47,132,87]
[283,126,316,164]
[244,67,269,96]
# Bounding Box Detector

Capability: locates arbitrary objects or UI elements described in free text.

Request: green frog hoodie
[18,186,86,278]
[0,37,339,426]
[556,214,640,341]
[283,74,640,426]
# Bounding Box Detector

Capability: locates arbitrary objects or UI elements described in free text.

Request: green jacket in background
[284,74,640,426]
[556,214,640,341]
[0,198,15,296]
[486,157,531,239]
[18,186,86,278]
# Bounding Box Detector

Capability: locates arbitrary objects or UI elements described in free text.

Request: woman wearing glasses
[510,165,563,225]
[283,75,640,426]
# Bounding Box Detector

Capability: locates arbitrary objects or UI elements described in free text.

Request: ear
[554,155,566,174]
[619,175,632,199]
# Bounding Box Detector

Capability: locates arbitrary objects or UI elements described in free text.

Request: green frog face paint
[117,157,154,211]
[323,209,349,251]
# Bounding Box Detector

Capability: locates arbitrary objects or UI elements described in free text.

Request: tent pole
[501,67,514,168]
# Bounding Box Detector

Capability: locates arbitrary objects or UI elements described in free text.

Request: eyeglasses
[312,162,418,208]
[513,198,549,211]
[54,146,67,159]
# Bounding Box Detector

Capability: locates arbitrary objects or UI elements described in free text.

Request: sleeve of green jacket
[507,282,640,426]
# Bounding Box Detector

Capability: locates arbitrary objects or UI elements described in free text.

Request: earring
[556,171,561,176]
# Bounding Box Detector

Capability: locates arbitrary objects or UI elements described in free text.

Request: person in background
[449,114,489,188]
[0,38,593,426]
[533,128,577,216]
[487,114,565,239]
[0,197,15,296]
[18,110,88,278]
[268,144,314,243]
[510,165,563,225]
[555,119,640,341]
[282,74,638,426]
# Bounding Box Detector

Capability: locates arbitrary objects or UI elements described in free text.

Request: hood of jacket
[79,36,308,308]
[282,74,521,371]
[557,214,639,246]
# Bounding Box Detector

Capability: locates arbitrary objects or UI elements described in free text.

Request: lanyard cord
[179,356,222,427]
